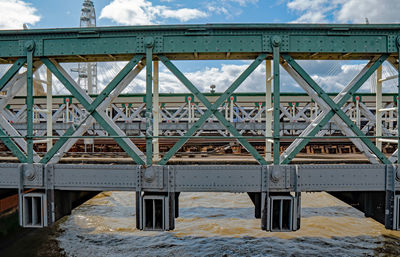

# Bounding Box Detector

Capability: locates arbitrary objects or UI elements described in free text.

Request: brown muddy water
[53,191,400,257]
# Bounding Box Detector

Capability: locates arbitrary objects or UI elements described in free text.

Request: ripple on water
[57,192,400,257]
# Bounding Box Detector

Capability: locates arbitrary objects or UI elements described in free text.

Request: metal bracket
[141,165,164,189]
[22,163,44,187]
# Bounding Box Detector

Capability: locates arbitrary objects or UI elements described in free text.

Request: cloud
[336,0,400,23]
[161,8,207,22]
[206,0,258,18]
[287,0,341,23]
[225,0,259,6]
[0,0,40,29]
[47,59,396,96]
[287,0,400,23]
[100,0,207,25]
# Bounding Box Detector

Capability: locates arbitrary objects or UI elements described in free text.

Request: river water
[57,192,400,257]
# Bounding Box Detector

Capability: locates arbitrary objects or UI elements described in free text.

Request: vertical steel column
[153,60,160,162]
[145,38,154,165]
[356,97,360,128]
[265,60,272,162]
[272,36,281,164]
[376,65,382,151]
[46,68,53,150]
[397,37,400,163]
[26,41,35,163]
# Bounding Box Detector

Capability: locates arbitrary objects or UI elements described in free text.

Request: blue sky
[31,1,295,29]
[12,0,400,30]
[0,0,399,93]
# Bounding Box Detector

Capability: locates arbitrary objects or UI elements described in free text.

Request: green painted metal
[281,54,389,164]
[283,54,390,164]
[38,54,148,164]
[0,24,397,165]
[0,59,28,162]
[145,41,153,166]
[0,57,26,92]
[26,48,33,164]
[39,126,75,164]
[90,55,143,109]
[41,58,146,165]
[0,129,27,162]
[158,54,268,165]
[398,43,400,163]
[272,39,280,165]
[0,24,398,60]
[10,92,400,101]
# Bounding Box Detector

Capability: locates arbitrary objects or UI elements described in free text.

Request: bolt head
[397,36,400,46]
[24,169,36,181]
[143,166,155,182]
[144,37,154,48]
[24,40,35,51]
[271,36,282,47]
[271,168,281,182]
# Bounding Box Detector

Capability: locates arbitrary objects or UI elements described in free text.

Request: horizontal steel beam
[1,163,398,192]
[0,24,398,60]
[10,121,342,131]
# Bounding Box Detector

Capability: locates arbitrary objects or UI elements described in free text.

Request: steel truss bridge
[0,23,399,232]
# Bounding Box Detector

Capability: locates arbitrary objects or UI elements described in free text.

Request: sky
[0,0,399,94]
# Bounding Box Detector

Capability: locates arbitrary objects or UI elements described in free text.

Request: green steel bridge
[0,23,399,232]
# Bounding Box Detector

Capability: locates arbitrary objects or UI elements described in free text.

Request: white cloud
[287,0,341,23]
[0,0,40,29]
[50,60,397,95]
[287,0,400,23]
[100,0,207,25]
[161,8,207,22]
[336,0,400,23]
[225,0,259,6]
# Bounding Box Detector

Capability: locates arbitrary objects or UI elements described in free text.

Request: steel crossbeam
[281,61,379,163]
[0,57,26,92]
[280,54,390,164]
[159,54,268,165]
[0,59,44,162]
[41,56,146,164]
[45,60,146,164]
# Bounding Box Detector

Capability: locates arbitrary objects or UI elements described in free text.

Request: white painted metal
[280,60,379,164]
[47,59,146,163]
[153,60,160,162]
[46,68,53,150]
[376,65,382,150]
[265,60,272,162]
[379,74,398,82]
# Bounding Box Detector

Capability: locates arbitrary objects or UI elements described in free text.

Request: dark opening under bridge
[0,23,399,232]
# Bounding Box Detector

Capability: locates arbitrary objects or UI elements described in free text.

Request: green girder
[158,54,268,165]
[272,43,280,165]
[40,56,145,164]
[145,46,153,166]
[281,54,390,164]
[0,57,26,92]
[26,50,34,163]
[0,24,399,61]
[0,58,28,162]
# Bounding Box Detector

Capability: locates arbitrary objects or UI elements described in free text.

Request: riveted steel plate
[53,164,139,190]
[297,164,386,191]
[172,165,262,192]
[0,163,20,188]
